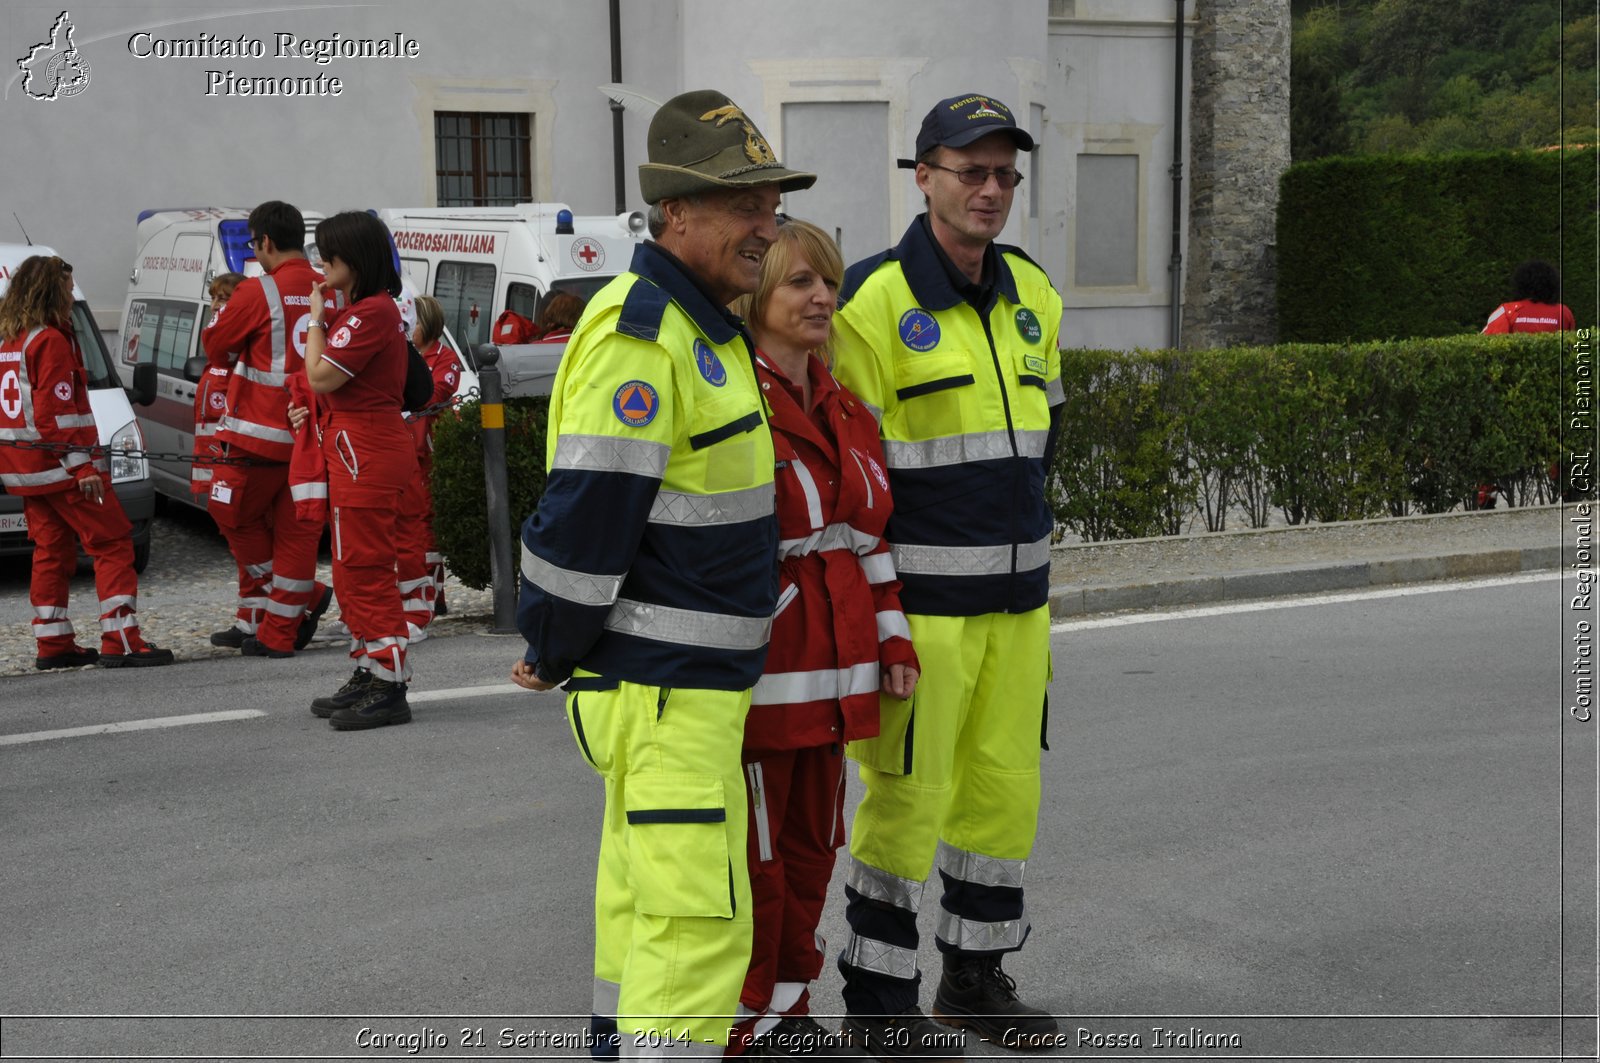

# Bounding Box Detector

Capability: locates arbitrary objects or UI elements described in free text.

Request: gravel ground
[0,501,1567,678]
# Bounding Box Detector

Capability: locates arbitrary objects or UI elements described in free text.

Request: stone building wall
[1182,0,1292,348]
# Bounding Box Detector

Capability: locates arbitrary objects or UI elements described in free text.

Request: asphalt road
[0,573,1590,1061]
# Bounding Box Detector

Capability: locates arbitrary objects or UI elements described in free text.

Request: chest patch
[898,309,940,352]
[1014,307,1043,345]
[613,381,659,427]
[53,381,73,402]
[695,339,727,387]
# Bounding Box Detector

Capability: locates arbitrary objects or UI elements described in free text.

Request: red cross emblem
[571,238,605,272]
[0,369,22,421]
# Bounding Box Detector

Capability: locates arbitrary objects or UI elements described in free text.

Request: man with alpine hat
[511,89,814,1059]
[829,92,1066,1058]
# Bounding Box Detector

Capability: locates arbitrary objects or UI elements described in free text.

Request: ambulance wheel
[134,541,151,574]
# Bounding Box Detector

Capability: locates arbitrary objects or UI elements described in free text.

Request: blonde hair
[732,218,844,361]
[0,255,73,342]
[413,294,445,347]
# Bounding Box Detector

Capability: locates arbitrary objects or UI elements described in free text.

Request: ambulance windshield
[69,301,116,389]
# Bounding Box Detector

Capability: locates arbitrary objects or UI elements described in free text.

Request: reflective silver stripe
[195,423,221,437]
[1046,377,1065,407]
[778,522,879,560]
[397,576,433,594]
[34,605,69,620]
[425,551,443,564]
[604,598,770,651]
[100,613,140,632]
[99,595,136,613]
[1,467,73,487]
[192,468,214,483]
[747,761,774,862]
[859,552,897,586]
[272,575,315,593]
[33,621,74,637]
[883,428,1049,469]
[259,274,288,377]
[593,976,620,1016]
[552,433,670,478]
[245,561,274,579]
[788,458,824,529]
[649,483,774,526]
[366,654,410,683]
[264,599,307,618]
[222,416,294,446]
[0,426,41,440]
[62,451,92,469]
[846,857,923,912]
[237,364,287,388]
[521,544,624,608]
[366,635,407,653]
[934,908,1029,952]
[849,449,875,509]
[891,535,1052,577]
[290,482,327,501]
[752,662,879,706]
[876,609,911,642]
[937,841,1027,889]
[840,933,919,981]
[54,413,95,429]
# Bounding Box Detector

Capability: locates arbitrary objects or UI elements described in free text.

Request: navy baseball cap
[897,93,1035,169]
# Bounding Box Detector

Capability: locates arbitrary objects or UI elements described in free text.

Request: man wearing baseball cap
[512,90,813,1058]
[830,92,1065,1058]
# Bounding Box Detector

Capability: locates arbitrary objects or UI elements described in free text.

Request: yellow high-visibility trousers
[567,674,754,1052]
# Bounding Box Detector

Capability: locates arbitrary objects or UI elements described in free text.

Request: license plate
[0,512,26,533]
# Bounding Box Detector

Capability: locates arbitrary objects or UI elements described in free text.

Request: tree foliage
[1291,0,1596,161]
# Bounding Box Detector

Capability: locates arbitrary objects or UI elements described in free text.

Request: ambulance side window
[506,283,541,322]
[128,299,198,375]
[434,260,496,353]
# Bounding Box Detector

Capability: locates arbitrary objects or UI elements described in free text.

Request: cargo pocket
[566,680,622,777]
[846,689,916,777]
[624,772,734,918]
[892,355,973,441]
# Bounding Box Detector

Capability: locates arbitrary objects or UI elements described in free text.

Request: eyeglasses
[923,162,1024,189]
[248,235,265,250]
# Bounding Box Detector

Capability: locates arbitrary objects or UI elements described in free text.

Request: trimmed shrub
[428,397,549,591]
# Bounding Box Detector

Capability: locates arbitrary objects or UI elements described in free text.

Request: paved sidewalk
[1048,503,1573,616]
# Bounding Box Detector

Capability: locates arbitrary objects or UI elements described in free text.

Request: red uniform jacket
[190,364,232,495]
[745,352,917,752]
[286,373,327,523]
[1482,300,1575,333]
[0,325,104,495]
[407,339,463,458]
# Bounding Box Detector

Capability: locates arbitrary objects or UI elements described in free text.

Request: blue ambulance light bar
[556,209,574,235]
[219,219,255,273]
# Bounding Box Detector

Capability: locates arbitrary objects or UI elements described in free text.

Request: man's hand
[286,404,309,432]
[77,471,105,503]
[882,663,918,699]
[511,659,556,692]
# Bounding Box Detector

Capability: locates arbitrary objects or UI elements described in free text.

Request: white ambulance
[376,203,646,383]
[0,244,156,571]
[120,208,475,506]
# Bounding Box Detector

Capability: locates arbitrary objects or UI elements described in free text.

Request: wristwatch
[307,319,327,330]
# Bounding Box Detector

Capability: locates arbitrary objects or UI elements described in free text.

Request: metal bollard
[475,344,519,634]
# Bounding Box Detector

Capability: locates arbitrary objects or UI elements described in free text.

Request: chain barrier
[0,387,486,468]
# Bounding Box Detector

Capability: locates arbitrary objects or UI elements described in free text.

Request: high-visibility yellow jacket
[833,216,1064,617]
[517,242,778,689]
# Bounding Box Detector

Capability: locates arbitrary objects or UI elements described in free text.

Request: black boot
[311,666,374,718]
[931,954,1057,1050]
[328,678,411,730]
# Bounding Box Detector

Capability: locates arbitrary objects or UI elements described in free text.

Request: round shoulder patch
[53,380,73,402]
[694,339,727,387]
[329,326,352,349]
[613,380,659,427]
[898,309,941,352]
[1014,307,1043,345]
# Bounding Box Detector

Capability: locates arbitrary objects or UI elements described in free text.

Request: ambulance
[376,202,647,376]
[0,244,156,571]
[120,208,475,506]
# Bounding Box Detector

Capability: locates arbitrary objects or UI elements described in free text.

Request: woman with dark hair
[533,290,585,343]
[0,255,172,668]
[1483,259,1575,333]
[293,210,417,729]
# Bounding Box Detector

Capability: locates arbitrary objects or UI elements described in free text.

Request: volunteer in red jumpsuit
[0,255,173,668]
[295,211,418,730]
[729,220,918,1057]
[200,201,332,657]
[1482,259,1576,334]
[396,293,461,638]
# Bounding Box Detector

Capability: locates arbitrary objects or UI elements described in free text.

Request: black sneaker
[35,645,99,670]
[98,644,175,668]
[311,667,374,718]
[328,679,411,730]
[296,584,334,650]
[752,1015,859,1059]
[241,636,294,659]
[931,955,1058,1051]
[209,626,248,649]
[841,1007,964,1061]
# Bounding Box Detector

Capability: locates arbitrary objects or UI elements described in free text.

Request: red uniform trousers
[207,460,328,652]
[325,411,417,683]
[394,454,437,631]
[737,741,848,1039]
[24,486,150,656]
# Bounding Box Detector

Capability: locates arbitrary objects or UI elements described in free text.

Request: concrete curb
[1048,544,1569,619]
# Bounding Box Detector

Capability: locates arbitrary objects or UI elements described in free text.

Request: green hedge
[1278,148,1598,342]
[429,397,549,590]
[1052,334,1566,541]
